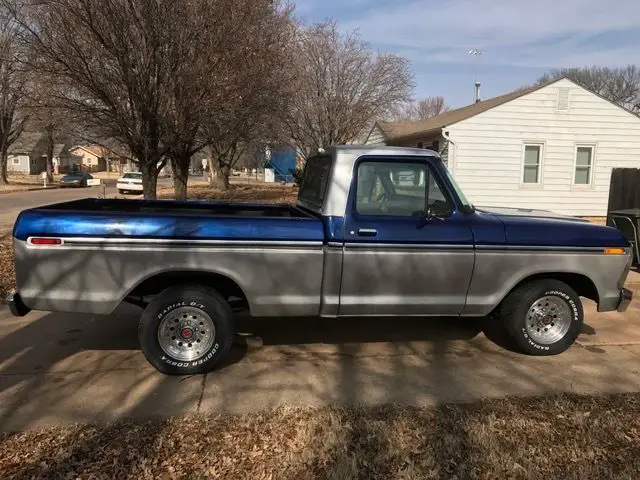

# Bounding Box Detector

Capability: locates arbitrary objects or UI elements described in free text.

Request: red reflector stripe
[30,237,63,245]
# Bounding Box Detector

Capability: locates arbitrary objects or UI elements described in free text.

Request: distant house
[7,132,48,175]
[68,145,109,172]
[7,132,84,175]
[365,77,640,217]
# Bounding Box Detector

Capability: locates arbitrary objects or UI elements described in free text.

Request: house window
[574,146,594,185]
[522,144,542,184]
[417,142,424,149]
[12,158,20,165]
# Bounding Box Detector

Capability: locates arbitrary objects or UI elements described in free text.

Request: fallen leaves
[1,393,640,479]
[156,183,298,204]
[0,227,15,299]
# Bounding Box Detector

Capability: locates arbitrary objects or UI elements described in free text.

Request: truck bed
[30,198,311,217]
[13,198,323,242]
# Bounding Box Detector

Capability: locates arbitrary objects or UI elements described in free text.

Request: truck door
[338,156,474,316]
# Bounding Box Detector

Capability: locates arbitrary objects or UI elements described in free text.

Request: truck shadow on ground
[0,304,613,479]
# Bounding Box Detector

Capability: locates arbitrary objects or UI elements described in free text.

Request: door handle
[357,228,377,237]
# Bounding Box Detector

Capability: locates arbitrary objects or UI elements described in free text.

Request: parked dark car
[59,171,93,188]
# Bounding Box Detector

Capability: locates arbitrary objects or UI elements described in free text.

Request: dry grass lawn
[157,182,299,204]
[0,228,15,299]
[0,174,60,194]
[1,393,639,479]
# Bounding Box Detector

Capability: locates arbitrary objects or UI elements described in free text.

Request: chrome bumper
[5,292,30,317]
[618,288,633,313]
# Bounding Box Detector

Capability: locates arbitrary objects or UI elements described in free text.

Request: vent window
[557,87,570,111]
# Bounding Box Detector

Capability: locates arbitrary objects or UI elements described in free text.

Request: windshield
[123,172,142,179]
[442,166,473,211]
[297,155,332,210]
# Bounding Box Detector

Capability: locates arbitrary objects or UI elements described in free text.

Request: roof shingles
[378,83,545,141]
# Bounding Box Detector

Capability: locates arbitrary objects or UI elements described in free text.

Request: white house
[7,132,48,174]
[365,77,640,217]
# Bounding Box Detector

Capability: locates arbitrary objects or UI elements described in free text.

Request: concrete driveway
[1,290,639,431]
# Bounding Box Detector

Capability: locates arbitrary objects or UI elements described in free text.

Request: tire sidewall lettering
[160,342,219,368]
[157,301,207,320]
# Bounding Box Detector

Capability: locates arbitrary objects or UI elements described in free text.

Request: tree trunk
[0,145,8,185]
[212,163,230,190]
[140,162,159,200]
[45,129,55,183]
[170,154,190,200]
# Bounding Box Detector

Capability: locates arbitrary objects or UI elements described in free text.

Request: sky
[294,0,640,108]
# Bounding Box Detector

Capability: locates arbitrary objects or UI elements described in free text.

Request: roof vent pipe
[474,81,481,103]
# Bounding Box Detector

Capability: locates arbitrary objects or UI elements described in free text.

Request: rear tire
[138,285,235,375]
[499,279,583,355]
[118,189,126,194]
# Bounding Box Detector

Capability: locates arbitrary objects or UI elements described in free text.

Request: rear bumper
[618,288,633,312]
[5,292,31,317]
[117,182,143,191]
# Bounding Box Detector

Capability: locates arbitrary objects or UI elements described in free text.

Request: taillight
[29,237,63,246]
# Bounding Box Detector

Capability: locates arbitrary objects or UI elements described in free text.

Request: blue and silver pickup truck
[8,146,634,374]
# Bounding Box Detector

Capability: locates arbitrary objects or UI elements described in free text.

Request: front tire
[499,279,583,355]
[138,285,234,375]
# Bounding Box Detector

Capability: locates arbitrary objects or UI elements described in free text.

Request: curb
[0,186,60,195]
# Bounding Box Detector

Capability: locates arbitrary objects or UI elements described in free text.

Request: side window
[522,144,542,184]
[355,161,452,217]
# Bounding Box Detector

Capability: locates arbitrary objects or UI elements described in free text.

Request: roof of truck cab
[329,145,440,157]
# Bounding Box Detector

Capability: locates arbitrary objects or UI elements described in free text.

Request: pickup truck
[8,146,634,375]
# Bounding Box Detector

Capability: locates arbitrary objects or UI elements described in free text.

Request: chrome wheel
[157,306,216,362]
[525,295,572,345]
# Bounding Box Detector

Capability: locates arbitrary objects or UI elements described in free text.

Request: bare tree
[10,0,189,198]
[390,96,450,122]
[285,21,413,160]
[538,66,640,112]
[201,0,295,189]
[0,7,27,184]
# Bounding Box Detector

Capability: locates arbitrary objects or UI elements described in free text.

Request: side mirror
[424,208,443,222]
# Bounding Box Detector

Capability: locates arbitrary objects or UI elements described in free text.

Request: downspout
[442,128,455,171]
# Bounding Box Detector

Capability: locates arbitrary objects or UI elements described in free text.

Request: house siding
[7,155,31,173]
[364,125,387,146]
[446,78,640,216]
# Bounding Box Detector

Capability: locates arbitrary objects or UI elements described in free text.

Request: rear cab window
[297,155,332,211]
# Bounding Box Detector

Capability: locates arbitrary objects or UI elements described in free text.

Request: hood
[476,206,628,248]
[476,206,589,223]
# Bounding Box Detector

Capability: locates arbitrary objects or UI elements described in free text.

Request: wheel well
[127,271,249,311]
[504,272,599,305]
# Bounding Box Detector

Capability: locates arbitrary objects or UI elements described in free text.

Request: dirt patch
[1,393,639,479]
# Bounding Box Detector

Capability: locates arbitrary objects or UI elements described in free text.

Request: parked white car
[117,172,143,194]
